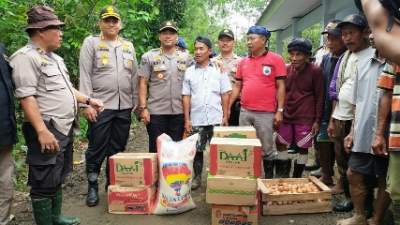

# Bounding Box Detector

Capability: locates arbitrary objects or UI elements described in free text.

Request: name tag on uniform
[262,65,272,76]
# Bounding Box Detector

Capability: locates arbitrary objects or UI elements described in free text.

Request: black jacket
[0,43,17,146]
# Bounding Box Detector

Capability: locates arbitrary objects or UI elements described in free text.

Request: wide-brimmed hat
[26,5,64,31]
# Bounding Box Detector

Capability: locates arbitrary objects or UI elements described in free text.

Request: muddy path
[10,123,373,225]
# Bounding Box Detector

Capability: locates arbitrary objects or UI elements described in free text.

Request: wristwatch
[277,108,284,112]
[86,97,91,105]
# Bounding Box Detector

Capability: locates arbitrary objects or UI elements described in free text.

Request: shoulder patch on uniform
[10,45,33,59]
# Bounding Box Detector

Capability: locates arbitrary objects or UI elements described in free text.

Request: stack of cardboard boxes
[206,127,262,225]
[107,153,158,214]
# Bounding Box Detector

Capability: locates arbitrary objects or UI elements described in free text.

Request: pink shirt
[236,51,287,112]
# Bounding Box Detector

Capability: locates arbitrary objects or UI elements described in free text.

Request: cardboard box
[108,185,156,214]
[206,175,257,205]
[211,203,260,225]
[209,138,262,177]
[213,126,257,139]
[109,153,158,187]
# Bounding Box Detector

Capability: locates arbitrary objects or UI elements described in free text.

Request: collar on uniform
[195,61,214,69]
[249,49,269,58]
[216,53,238,60]
[100,34,123,46]
[28,41,46,54]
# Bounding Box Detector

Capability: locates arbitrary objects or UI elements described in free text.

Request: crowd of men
[1,0,400,225]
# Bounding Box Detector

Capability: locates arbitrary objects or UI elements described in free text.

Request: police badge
[262,65,272,76]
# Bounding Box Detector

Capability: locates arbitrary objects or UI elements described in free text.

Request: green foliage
[0,0,161,85]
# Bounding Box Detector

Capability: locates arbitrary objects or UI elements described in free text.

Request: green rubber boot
[52,190,80,225]
[31,197,53,225]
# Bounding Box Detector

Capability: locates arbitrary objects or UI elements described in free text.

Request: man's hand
[274,111,283,129]
[184,120,192,134]
[344,134,353,154]
[83,107,99,122]
[140,109,150,125]
[222,117,229,126]
[327,119,336,138]
[372,134,388,156]
[311,122,320,136]
[88,98,104,112]
[38,129,59,153]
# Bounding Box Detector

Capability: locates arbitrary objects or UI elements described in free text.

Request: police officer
[10,5,103,225]
[79,5,138,207]
[212,29,241,125]
[0,43,16,225]
[138,21,192,152]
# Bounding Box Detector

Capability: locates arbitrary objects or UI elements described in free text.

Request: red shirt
[236,51,287,112]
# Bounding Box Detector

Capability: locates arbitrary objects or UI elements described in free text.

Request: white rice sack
[152,133,199,215]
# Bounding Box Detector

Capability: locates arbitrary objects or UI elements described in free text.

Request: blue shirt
[351,50,385,154]
[182,63,232,126]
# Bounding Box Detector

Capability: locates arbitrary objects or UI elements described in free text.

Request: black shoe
[86,172,99,207]
[333,198,353,212]
[263,159,274,178]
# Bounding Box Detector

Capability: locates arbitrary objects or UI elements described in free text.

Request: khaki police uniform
[212,53,241,125]
[79,35,138,177]
[10,42,77,196]
[139,48,192,152]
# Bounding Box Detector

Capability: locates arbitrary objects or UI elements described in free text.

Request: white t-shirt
[332,47,375,120]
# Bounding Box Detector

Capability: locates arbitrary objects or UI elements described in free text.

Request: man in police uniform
[79,6,138,207]
[212,29,241,126]
[0,43,16,225]
[11,5,103,225]
[138,21,192,152]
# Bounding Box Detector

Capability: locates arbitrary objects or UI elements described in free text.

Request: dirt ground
[11,123,387,225]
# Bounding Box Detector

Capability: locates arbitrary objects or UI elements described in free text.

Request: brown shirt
[11,42,77,135]
[79,35,138,110]
[138,48,192,115]
[212,53,241,86]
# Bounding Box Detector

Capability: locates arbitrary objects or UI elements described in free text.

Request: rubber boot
[274,159,291,178]
[263,159,274,178]
[334,176,354,212]
[52,189,80,225]
[292,161,305,178]
[191,152,203,190]
[31,197,53,225]
[86,164,99,207]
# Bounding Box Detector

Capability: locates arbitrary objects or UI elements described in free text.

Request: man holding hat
[79,5,138,207]
[138,20,192,153]
[212,29,241,125]
[275,38,324,178]
[182,36,231,190]
[10,5,104,225]
[229,25,286,178]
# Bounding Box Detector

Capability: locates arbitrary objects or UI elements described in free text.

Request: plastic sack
[152,133,199,214]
